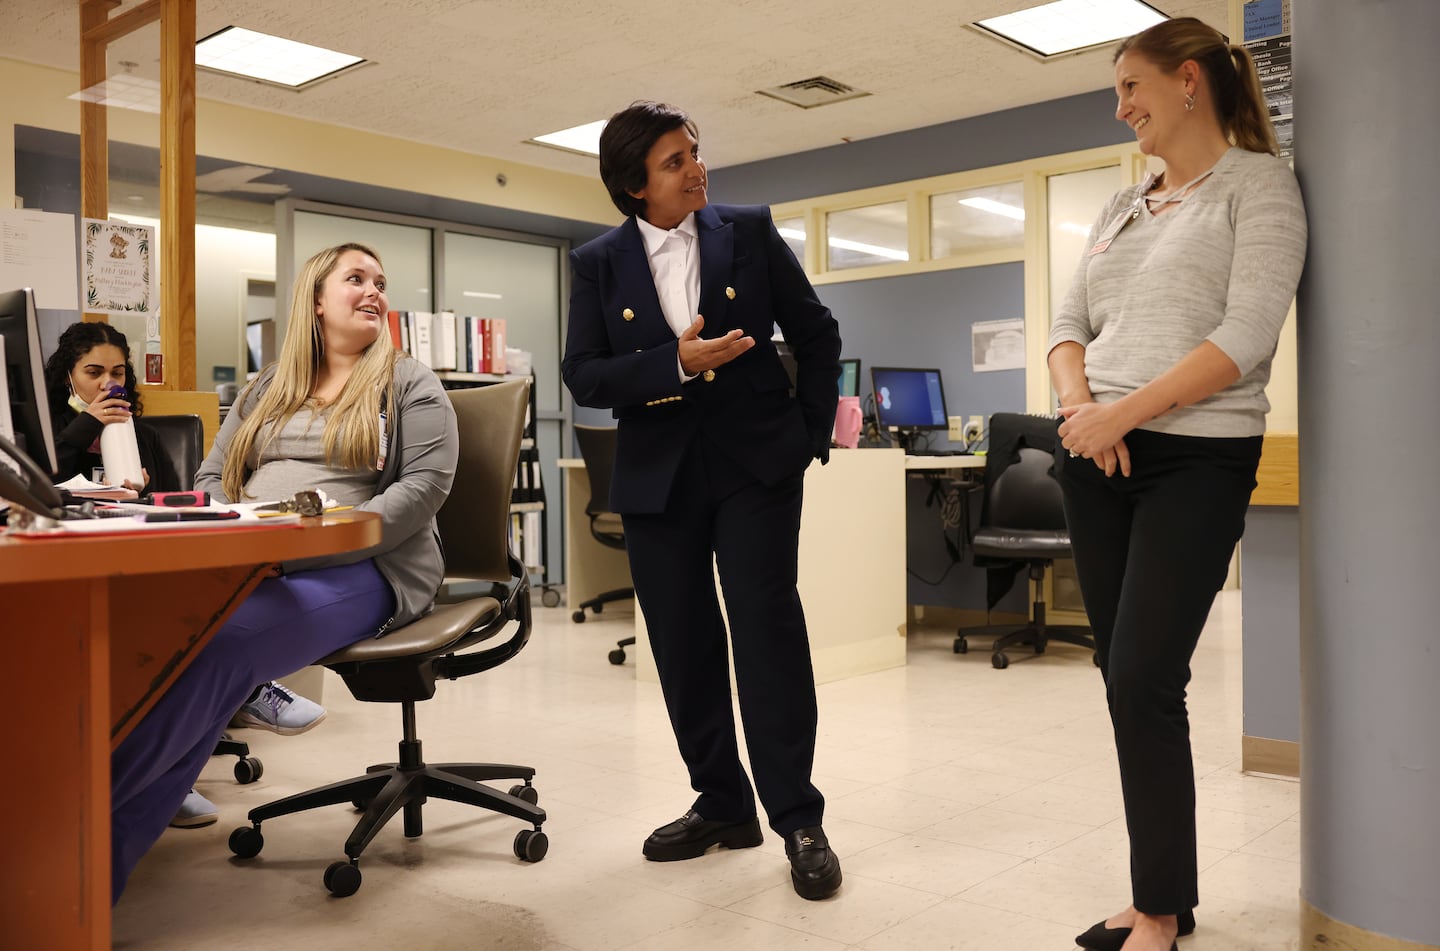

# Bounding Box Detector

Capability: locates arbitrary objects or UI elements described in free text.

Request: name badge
[377,412,389,471]
[1089,198,1143,255]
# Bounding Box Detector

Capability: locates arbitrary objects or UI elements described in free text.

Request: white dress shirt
[636,212,701,381]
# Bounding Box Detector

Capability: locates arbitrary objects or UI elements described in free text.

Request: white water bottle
[99,386,144,488]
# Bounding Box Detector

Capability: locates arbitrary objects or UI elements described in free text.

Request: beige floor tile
[858,897,1086,950]
[725,874,946,944]
[845,833,1025,896]
[923,805,1096,859]
[986,779,1127,827]
[619,908,849,950]
[1198,851,1302,906]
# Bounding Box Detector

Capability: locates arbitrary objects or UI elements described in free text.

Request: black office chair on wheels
[148,413,265,783]
[226,379,548,897]
[954,412,1095,669]
[570,425,636,665]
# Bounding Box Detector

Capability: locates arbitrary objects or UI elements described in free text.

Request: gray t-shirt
[242,404,379,506]
[1048,147,1307,437]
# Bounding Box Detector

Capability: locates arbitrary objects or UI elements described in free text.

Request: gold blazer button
[622,308,635,321]
[702,369,716,382]
[725,286,736,300]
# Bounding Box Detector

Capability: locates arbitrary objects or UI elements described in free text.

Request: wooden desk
[0,513,381,951]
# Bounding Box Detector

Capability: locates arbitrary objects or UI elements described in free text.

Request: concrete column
[1294,1,1440,947]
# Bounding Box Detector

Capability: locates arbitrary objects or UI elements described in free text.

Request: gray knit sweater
[1048,147,1307,437]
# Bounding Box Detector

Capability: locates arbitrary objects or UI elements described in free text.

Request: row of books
[509,509,544,572]
[387,310,507,374]
[512,444,543,504]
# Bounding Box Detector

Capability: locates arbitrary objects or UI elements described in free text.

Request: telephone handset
[0,432,64,518]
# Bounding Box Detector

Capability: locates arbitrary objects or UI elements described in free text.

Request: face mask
[67,387,88,414]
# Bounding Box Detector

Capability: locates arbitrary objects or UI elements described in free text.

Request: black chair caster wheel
[991,652,1010,670]
[953,636,968,654]
[592,603,604,614]
[608,648,626,665]
[541,588,561,608]
[323,860,362,897]
[351,797,372,811]
[508,783,539,805]
[228,826,264,858]
[572,610,586,623]
[1093,652,1102,667]
[233,756,263,784]
[514,829,548,862]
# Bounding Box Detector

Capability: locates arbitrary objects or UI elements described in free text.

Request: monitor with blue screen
[870,366,948,437]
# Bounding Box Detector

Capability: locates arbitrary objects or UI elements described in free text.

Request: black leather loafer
[1075,908,1195,951]
[642,809,764,862]
[784,826,842,900]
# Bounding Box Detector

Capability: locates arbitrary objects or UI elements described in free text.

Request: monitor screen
[838,358,861,398]
[870,367,948,431]
[0,287,57,476]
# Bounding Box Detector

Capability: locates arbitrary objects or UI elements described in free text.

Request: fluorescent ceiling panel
[973,0,1168,58]
[958,197,1027,220]
[196,26,365,88]
[529,119,608,157]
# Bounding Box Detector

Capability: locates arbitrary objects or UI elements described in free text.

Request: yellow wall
[1,57,618,227]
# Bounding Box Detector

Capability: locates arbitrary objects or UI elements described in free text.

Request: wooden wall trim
[1253,432,1299,506]
[1242,734,1300,778]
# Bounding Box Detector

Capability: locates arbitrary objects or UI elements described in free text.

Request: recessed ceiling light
[958,197,1027,221]
[971,0,1168,59]
[529,120,608,157]
[196,26,366,89]
[462,291,504,300]
[68,74,161,113]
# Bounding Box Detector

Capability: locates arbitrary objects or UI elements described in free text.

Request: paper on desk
[56,475,138,501]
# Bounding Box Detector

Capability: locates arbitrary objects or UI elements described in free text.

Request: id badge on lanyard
[377,412,389,471]
[1089,195,1145,255]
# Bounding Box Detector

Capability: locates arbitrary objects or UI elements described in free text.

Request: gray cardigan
[195,356,458,631]
[1048,147,1307,437]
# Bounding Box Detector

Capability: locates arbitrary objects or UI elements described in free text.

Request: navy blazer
[563,204,841,515]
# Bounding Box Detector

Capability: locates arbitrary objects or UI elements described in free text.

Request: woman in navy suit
[563,101,843,900]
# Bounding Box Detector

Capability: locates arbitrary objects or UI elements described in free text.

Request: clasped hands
[1057,401,1133,477]
[678,315,753,376]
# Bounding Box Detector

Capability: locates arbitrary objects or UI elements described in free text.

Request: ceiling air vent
[757,76,870,109]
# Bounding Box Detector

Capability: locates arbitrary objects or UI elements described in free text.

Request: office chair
[226,379,548,897]
[147,413,266,782]
[569,425,636,666]
[954,412,1095,670]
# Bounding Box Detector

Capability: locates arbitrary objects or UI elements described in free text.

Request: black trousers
[621,435,824,836]
[1056,428,1262,914]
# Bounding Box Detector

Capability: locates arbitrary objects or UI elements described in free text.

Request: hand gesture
[678,315,753,376]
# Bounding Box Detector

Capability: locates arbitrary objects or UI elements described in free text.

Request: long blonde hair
[1116,16,1278,156]
[222,242,398,501]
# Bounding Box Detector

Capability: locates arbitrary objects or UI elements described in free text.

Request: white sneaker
[230,681,327,736]
[170,789,218,828]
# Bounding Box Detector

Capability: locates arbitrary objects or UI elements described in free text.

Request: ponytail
[1227,44,1279,156]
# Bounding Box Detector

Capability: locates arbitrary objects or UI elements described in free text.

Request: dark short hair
[598,101,698,218]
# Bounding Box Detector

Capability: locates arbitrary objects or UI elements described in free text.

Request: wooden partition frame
[78,0,196,390]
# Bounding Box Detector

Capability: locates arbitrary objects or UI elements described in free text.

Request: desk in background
[562,449,913,684]
[0,513,381,951]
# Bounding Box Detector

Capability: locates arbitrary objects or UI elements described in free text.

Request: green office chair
[226,379,547,897]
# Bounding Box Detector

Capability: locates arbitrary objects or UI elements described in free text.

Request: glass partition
[930,181,1025,259]
[825,201,908,270]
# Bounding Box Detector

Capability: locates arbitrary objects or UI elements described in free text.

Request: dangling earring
[1185,91,1196,112]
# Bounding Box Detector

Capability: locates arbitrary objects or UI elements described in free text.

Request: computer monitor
[838,358,861,398]
[870,367,948,443]
[0,287,58,476]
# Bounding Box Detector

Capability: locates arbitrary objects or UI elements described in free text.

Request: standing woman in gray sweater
[1048,17,1306,951]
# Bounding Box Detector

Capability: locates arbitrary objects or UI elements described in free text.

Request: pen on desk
[141,510,243,523]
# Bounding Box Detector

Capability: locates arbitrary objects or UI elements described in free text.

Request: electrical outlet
[947,415,964,441]
[964,416,984,444]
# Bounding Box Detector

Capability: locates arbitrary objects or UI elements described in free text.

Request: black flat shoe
[785,826,842,900]
[1075,909,1195,951]
[642,809,763,862]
